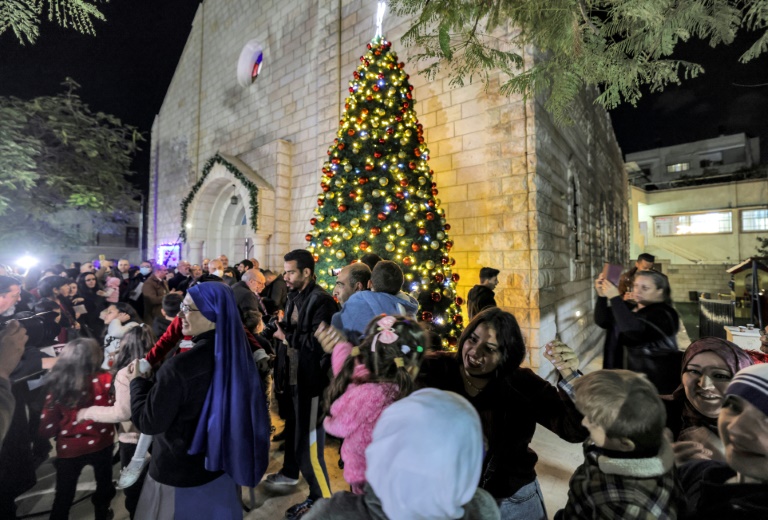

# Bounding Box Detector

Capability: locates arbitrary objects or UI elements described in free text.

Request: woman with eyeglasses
[76,272,108,338]
[128,282,270,518]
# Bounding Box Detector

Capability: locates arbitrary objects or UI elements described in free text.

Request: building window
[654,211,732,236]
[666,162,690,173]
[237,40,265,88]
[741,209,768,232]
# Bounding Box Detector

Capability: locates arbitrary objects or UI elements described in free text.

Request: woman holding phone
[595,269,680,393]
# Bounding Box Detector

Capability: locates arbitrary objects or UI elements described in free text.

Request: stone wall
[661,262,733,302]
[149,0,627,375]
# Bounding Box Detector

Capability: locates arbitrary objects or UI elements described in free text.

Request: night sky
[1,0,767,193]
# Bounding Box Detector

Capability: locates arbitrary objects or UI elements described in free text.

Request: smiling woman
[418,307,587,520]
[662,337,753,464]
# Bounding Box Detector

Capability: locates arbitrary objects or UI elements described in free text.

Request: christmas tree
[306,36,463,349]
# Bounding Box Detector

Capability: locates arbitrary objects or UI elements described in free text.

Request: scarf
[187,282,270,487]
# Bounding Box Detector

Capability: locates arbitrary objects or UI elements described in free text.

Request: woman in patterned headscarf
[662,337,754,464]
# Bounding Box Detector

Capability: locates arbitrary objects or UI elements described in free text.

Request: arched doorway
[182,154,275,265]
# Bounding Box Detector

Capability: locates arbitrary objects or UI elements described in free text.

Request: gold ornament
[336,250,346,259]
[363,202,373,211]
[426,260,435,269]
[430,241,440,250]
[350,218,360,228]
[385,242,396,252]
[379,177,389,186]
[396,227,406,236]
[404,213,414,222]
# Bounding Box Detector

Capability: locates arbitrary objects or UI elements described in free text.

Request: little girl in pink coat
[320,315,428,494]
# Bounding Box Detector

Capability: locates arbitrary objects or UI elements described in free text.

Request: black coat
[467,285,497,320]
[232,281,263,317]
[130,330,223,487]
[264,281,337,397]
[418,352,587,500]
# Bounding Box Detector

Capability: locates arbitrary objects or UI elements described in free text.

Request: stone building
[149,0,627,372]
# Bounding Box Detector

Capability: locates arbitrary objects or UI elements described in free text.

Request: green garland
[179,153,260,242]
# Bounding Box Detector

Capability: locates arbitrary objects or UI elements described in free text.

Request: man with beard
[262,250,337,520]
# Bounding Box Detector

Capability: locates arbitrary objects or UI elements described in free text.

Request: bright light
[16,255,38,270]
[185,222,193,229]
[575,310,582,318]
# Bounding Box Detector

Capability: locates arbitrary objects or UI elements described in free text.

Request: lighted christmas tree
[306,35,463,348]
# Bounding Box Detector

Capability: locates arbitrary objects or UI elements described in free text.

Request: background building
[149,0,627,372]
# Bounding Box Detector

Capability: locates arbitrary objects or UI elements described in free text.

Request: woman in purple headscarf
[129,282,270,519]
[662,337,754,464]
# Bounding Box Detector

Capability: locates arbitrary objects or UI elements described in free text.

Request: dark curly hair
[455,307,527,379]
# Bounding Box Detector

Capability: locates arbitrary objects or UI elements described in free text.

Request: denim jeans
[497,479,547,520]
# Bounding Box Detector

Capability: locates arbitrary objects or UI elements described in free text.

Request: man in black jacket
[262,250,338,520]
[467,267,500,320]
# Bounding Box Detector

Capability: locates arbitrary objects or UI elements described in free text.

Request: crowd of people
[0,250,766,519]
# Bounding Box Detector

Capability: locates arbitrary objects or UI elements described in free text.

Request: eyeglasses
[179,302,200,315]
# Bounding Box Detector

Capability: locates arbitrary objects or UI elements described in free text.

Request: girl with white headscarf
[304,388,500,520]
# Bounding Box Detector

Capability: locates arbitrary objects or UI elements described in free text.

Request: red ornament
[450,258,456,266]
[322,185,330,193]
[400,179,409,187]
[330,221,340,230]
[312,254,319,262]
[349,191,357,199]
[338,143,345,150]
[453,315,463,325]
[377,212,387,221]
[366,95,373,101]
[360,240,370,251]
[444,224,451,231]
[448,337,458,347]
[386,127,394,134]
[455,297,464,306]
[388,202,398,211]
[331,157,340,164]
[426,212,435,221]
[445,240,453,251]
[411,243,420,252]
[322,238,332,247]
[365,164,374,171]
[359,177,369,185]
[348,129,355,136]
[418,228,427,235]
[421,311,433,322]
[318,199,325,207]
[403,256,413,266]
[451,273,460,282]
[338,205,348,212]
[427,199,436,208]
[310,218,317,226]
[431,292,441,302]
[305,234,312,242]
[395,191,405,199]
[374,151,382,158]
[441,256,449,265]
[408,162,417,170]
[372,85,379,92]
[414,148,421,157]
[431,188,439,196]
[435,273,445,283]
[371,226,381,236]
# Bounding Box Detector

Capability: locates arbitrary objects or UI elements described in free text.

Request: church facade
[149,0,628,371]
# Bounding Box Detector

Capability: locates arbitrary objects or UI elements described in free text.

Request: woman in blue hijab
[130,282,270,519]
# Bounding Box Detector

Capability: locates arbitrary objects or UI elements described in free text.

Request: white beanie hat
[365,388,484,520]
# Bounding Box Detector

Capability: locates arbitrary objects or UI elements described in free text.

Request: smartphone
[330,267,342,276]
[602,263,624,287]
